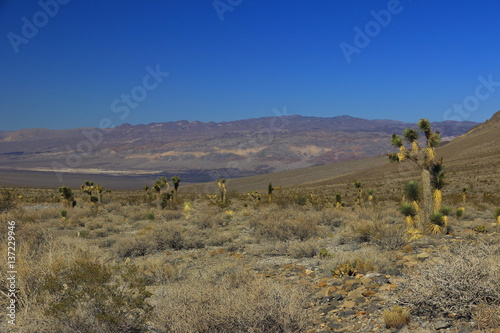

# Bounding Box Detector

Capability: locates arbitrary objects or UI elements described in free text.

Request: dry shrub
[152,263,312,332]
[287,239,320,258]
[250,209,321,241]
[473,303,500,329]
[383,305,411,329]
[338,210,406,250]
[399,242,500,319]
[321,247,396,276]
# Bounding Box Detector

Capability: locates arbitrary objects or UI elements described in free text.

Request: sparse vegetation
[0,176,498,332]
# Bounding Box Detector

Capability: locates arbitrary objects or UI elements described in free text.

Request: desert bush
[152,263,312,332]
[472,303,500,330]
[287,239,319,258]
[383,305,411,329]
[250,211,320,241]
[399,243,500,319]
[41,256,152,333]
[338,213,406,250]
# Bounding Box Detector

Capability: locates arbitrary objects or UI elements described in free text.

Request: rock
[433,320,451,330]
[327,322,342,330]
[416,252,430,260]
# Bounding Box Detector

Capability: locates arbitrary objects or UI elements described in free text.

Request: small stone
[433,320,451,330]
[402,244,413,252]
[327,322,342,330]
[416,252,430,260]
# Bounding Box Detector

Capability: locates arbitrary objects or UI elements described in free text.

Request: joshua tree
[81,180,94,201]
[94,184,104,204]
[59,186,75,208]
[388,119,442,230]
[216,178,227,204]
[171,176,181,203]
[353,181,363,206]
[335,193,342,208]
[461,187,468,204]
[153,177,169,208]
[267,183,281,202]
[495,208,500,224]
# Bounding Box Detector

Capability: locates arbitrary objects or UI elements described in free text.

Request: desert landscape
[2,1,500,332]
[0,112,499,332]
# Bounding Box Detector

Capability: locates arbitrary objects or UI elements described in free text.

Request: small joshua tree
[81,180,94,201]
[354,181,363,206]
[267,183,281,202]
[153,177,169,208]
[495,208,500,224]
[335,193,342,208]
[59,186,75,208]
[171,176,181,203]
[216,178,227,205]
[388,119,442,230]
[94,184,104,204]
[461,187,468,204]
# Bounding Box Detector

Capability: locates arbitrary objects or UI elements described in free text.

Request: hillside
[200,111,499,195]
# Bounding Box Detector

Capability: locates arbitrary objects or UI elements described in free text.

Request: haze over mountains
[0,115,478,188]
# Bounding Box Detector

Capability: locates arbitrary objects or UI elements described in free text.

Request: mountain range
[0,115,479,189]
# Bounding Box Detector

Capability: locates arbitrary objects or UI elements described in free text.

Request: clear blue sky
[1,0,500,130]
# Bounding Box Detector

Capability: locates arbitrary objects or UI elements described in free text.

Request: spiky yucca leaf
[428,133,441,148]
[387,153,400,163]
[418,118,432,136]
[391,134,403,147]
[403,181,421,202]
[400,202,417,217]
[403,128,419,143]
[439,206,451,216]
[429,212,446,234]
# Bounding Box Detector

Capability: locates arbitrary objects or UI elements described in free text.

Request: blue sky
[1,0,500,130]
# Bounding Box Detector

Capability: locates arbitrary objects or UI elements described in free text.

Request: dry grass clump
[287,238,320,258]
[399,242,500,319]
[383,305,411,329]
[337,209,407,250]
[320,247,396,276]
[249,207,323,241]
[472,303,500,329]
[152,263,312,333]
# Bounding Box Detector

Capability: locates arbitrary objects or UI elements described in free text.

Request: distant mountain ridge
[0,115,478,183]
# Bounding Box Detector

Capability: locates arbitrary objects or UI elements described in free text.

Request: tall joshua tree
[388,119,441,230]
[171,176,181,203]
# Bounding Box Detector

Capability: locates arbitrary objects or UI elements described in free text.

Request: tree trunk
[420,168,433,231]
